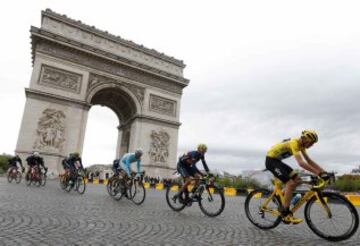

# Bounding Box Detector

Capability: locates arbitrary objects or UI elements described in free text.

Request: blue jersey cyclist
[118,149,143,180]
[176,144,210,203]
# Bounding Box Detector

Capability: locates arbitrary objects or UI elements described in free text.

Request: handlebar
[299,172,335,189]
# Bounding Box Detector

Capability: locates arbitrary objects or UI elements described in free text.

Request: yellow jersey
[267,138,305,160]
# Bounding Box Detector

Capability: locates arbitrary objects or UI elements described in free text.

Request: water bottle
[291,193,302,207]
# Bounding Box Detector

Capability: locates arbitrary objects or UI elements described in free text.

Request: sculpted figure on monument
[33,108,66,151]
[148,130,170,163]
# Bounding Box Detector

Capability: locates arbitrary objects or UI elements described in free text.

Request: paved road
[0,178,359,245]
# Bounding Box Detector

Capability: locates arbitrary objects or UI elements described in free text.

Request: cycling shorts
[265,157,297,183]
[177,160,197,178]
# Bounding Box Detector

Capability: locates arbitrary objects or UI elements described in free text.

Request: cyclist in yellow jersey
[266,130,329,224]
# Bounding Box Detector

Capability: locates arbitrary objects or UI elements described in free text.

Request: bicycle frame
[261,178,331,218]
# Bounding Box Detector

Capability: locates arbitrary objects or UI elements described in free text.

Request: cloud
[1,0,360,176]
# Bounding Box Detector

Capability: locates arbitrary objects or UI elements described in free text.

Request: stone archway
[86,82,141,158]
[15,9,189,177]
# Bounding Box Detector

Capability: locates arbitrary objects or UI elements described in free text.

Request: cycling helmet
[33,151,40,157]
[197,143,208,152]
[72,152,80,158]
[301,130,318,143]
[135,149,143,156]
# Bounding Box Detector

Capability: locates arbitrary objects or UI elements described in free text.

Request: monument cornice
[42,9,186,68]
[31,27,189,84]
[31,28,189,94]
[25,88,91,109]
[118,114,181,130]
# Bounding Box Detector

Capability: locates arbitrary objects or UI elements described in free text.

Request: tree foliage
[334,175,360,192]
[216,176,263,189]
[0,153,11,174]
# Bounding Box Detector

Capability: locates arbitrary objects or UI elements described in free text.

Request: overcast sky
[0,0,359,174]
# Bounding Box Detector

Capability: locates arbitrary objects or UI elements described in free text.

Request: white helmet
[135,149,143,156]
[33,151,40,157]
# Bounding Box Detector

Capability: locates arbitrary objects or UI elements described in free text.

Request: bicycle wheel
[107,177,114,195]
[76,176,86,194]
[36,177,41,187]
[245,189,282,230]
[15,171,22,184]
[112,180,124,201]
[165,186,186,212]
[65,179,74,192]
[198,185,225,217]
[130,180,146,205]
[7,173,13,183]
[26,174,32,186]
[304,192,359,241]
[59,175,67,190]
[40,174,46,186]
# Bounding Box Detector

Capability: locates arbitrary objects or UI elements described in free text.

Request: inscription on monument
[148,130,170,163]
[33,108,66,151]
[38,65,82,93]
[149,94,177,117]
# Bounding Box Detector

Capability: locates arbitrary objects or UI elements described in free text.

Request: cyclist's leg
[8,166,14,174]
[119,161,131,185]
[26,165,32,180]
[177,161,193,198]
[284,175,301,208]
[266,157,301,223]
[266,157,300,203]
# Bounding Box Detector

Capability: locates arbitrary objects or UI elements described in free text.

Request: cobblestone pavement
[0,178,359,246]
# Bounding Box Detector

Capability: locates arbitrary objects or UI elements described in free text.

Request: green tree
[0,153,11,174]
[334,175,360,192]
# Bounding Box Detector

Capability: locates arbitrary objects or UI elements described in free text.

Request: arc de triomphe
[16,9,189,177]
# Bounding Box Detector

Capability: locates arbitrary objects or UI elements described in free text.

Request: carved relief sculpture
[36,42,184,94]
[148,130,170,163]
[33,108,66,151]
[149,94,176,117]
[38,65,82,93]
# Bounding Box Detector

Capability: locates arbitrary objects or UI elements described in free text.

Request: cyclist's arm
[124,159,131,176]
[294,154,319,175]
[201,157,210,173]
[40,158,47,171]
[301,150,324,174]
[136,160,141,174]
[18,158,24,168]
[79,158,84,169]
[193,165,204,176]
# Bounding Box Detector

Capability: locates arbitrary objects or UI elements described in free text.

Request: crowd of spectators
[144,176,181,187]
